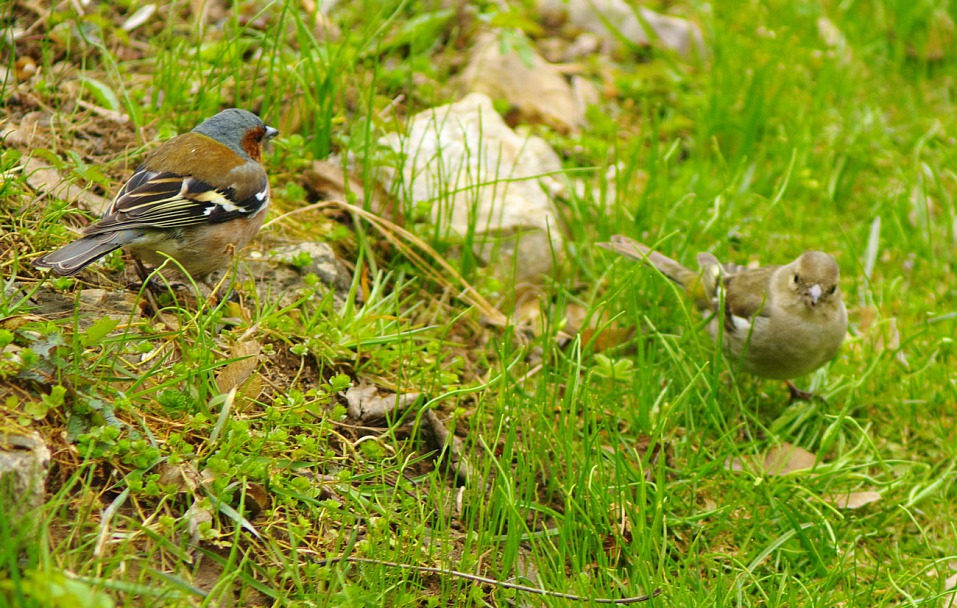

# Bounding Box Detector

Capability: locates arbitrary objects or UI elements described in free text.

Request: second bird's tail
[598,235,715,311]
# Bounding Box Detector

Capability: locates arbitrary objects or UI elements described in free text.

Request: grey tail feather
[598,235,692,286]
[33,234,126,276]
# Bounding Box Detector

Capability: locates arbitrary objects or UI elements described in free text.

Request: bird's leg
[786,381,816,401]
[130,258,187,330]
[131,256,163,316]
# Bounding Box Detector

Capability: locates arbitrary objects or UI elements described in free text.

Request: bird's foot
[786,381,821,402]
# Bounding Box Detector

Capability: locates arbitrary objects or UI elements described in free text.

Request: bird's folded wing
[722,266,776,321]
[84,168,267,235]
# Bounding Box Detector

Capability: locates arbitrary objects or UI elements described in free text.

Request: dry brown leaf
[422,409,472,485]
[582,326,634,352]
[764,443,817,475]
[242,482,270,518]
[512,295,545,335]
[184,500,213,545]
[578,304,634,352]
[121,4,156,32]
[215,340,261,394]
[301,160,353,200]
[15,56,37,81]
[602,501,633,562]
[0,315,50,331]
[727,442,817,476]
[460,31,583,133]
[856,306,878,333]
[823,491,881,509]
[343,382,420,422]
[943,570,957,608]
[851,307,909,369]
[156,462,201,494]
[297,160,396,223]
[23,156,111,216]
[515,296,633,350]
[884,317,909,369]
[919,9,955,61]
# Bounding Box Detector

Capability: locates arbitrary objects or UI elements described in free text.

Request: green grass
[2,0,956,606]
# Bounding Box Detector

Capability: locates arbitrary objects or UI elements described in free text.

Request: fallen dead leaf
[300,159,393,218]
[421,409,472,485]
[215,340,262,394]
[727,442,817,476]
[851,307,908,369]
[241,482,270,518]
[75,99,130,125]
[915,8,955,61]
[121,4,156,32]
[823,491,882,509]
[156,462,202,494]
[461,31,584,133]
[23,156,111,216]
[942,570,957,608]
[817,17,846,49]
[15,56,37,81]
[0,314,50,331]
[856,306,878,333]
[185,500,213,545]
[603,500,634,561]
[763,443,817,475]
[343,382,420,422]
[576,299,633,351]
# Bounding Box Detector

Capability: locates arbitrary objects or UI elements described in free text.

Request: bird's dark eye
[828,285,836,295]
[793,274,799,284]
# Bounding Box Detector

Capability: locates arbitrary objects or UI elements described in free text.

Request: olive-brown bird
[598,235,848,398]
[34,108,278,278]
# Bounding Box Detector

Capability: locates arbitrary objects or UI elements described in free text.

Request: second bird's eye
[828,285,836,295]
[793,274,799,284]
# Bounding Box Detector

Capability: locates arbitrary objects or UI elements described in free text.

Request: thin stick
[315,555,662,604]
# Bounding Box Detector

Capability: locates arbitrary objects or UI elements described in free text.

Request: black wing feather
[85,167,267,236]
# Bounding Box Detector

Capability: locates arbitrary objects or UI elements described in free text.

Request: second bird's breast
[719,311,847,380]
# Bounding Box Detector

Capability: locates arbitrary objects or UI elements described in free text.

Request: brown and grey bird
[598,235,848,399]
[34,108,278,279]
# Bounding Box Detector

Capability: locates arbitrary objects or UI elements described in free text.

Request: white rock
[0,431,50,522]
[380,93,565,284]
[540,0,706,60]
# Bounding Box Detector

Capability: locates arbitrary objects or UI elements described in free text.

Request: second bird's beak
[807,284,822,306]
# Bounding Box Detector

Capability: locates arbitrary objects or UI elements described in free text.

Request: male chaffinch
[34,108,279,279]
[599,235,848,399]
